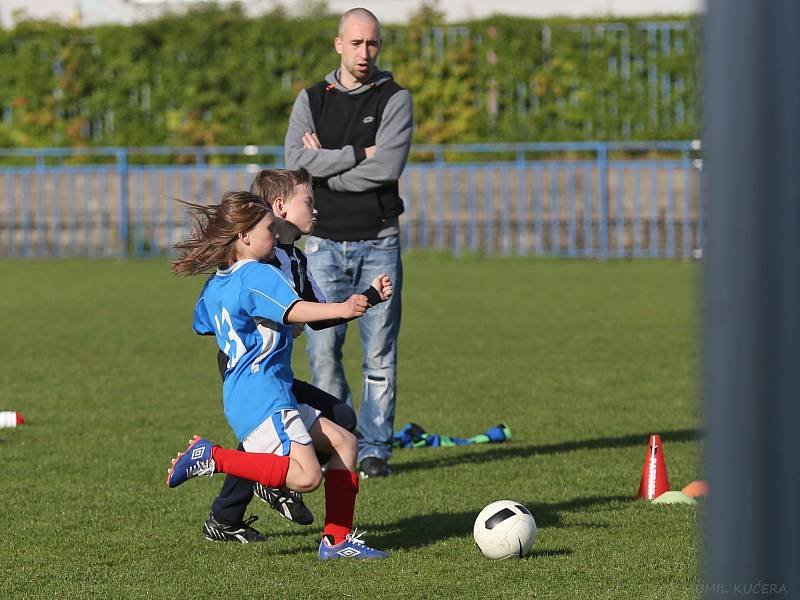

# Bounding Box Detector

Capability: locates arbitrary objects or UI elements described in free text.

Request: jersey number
[214,308,246,369]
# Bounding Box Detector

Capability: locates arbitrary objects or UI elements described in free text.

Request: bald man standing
[285,8,412,479]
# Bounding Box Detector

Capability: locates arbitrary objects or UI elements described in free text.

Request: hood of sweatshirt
[324,67,395,95]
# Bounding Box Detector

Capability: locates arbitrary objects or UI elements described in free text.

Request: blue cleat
[166,435,216,488]
[318,530,389,560]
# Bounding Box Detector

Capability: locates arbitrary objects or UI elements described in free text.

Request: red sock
[322,469,359,544]
[211,446,289,488]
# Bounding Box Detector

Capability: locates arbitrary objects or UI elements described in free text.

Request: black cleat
[358,457,391,479]
[253,483,314,525]
[203,513,267,544]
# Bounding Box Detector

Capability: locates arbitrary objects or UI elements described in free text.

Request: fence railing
[0,142,703,259]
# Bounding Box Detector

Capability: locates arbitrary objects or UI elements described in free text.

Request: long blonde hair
[172,191,271,275]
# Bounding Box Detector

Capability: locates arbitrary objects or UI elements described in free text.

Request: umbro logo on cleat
[362,116,375,124]
[337,548,362,557]
[191,447,206,460]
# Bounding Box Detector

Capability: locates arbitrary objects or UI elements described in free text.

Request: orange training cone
[682,480,708,498]
[637,433,670,500]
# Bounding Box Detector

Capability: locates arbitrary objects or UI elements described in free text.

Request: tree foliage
[0,5,700,148]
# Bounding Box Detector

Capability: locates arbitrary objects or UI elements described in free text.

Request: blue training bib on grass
[392,423,511,449]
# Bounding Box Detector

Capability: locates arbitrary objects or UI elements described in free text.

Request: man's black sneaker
[358,457,391,479]
[253,483,314,525]
[203,513,267,544]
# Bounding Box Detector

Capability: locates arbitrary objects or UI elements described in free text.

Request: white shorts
[242,406,321,455]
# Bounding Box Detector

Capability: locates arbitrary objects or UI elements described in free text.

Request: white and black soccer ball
[473,500,537,559]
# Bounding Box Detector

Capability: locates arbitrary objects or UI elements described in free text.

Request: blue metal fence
[0,142,702,259]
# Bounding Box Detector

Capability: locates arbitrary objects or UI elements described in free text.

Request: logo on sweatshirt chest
[362,116,375,124]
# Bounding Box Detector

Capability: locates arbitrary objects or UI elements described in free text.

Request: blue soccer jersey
[193,259,301,441]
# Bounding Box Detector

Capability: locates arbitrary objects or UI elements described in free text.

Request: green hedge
[0,5,701,148]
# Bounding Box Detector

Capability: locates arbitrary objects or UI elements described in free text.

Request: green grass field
[1,253,701,599]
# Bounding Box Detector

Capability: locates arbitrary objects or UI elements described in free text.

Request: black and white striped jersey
[270,243,326,304]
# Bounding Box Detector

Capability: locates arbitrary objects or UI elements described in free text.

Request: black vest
[307,79,405,241]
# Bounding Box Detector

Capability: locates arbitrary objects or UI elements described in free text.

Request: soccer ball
[473,500,537,559]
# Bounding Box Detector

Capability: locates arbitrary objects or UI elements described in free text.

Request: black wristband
[353,146,367,164]
[362,285,383,306]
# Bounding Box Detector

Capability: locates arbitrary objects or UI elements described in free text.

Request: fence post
[597,143,609,259]
[116,148,129,257]
[435,149,445,250]
[35,155,45,257]
[516,150,527,255]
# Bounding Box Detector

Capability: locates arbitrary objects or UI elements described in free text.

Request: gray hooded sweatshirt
[284,67,413,197]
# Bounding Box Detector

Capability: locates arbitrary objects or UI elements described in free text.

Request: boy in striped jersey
[171,190,390,559]
[204,168,384,543]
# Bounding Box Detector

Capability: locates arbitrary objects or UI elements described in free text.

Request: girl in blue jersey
[206,168,361,541]
[167,191,390,560]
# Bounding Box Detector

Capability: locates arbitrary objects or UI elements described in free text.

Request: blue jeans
[304,234,402,463]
